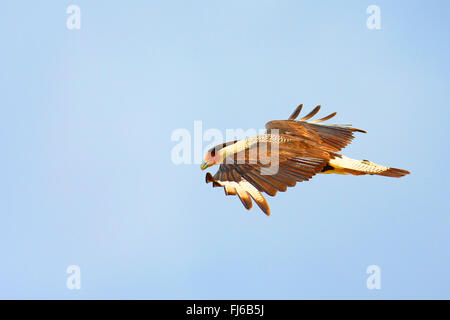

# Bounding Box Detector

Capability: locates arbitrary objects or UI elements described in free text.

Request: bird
[200,104,410,215]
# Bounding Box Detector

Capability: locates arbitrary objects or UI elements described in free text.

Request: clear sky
[0,1,448,299]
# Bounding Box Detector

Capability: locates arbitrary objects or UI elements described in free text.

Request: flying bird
[200,104,410,215]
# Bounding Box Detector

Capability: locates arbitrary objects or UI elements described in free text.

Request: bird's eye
[210,149,216,156]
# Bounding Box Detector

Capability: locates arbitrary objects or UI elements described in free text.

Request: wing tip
[350,127,367,133]
[299,105,321,121]
[288,104,303,120]
[205,172,214,183]
[205,172,273,215]
[287,104,367,134]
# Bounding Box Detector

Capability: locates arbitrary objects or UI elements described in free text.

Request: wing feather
[288,104,303,120]
[310,112,337,123]
[299,105,321,121]
[205,154,328,214]
[266,105,366,153]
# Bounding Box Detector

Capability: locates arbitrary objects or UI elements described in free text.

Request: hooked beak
[200,160,210,170]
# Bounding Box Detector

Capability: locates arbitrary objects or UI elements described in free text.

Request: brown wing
[206,168,270,215]
[205,155,328,215]
[266,105,366,153]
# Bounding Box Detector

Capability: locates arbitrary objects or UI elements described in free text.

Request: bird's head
[200,141,239,170]
[200,148,221,170]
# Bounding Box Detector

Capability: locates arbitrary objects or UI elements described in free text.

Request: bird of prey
[200,104,410,215]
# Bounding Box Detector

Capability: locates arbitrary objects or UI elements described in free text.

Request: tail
[321,155,410,177]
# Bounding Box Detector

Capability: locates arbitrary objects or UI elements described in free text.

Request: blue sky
[0,1,448,299]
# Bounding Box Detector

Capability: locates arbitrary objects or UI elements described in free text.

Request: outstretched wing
[205,155,329,215]
[266,104,366,152]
